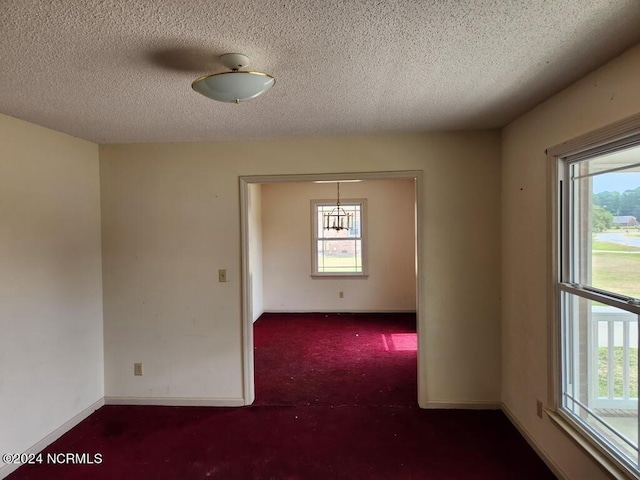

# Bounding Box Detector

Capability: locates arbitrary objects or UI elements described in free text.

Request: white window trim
[547,112,640,480]
[310,198,368,278]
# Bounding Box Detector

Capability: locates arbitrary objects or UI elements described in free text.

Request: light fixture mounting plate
[220,53,250,70]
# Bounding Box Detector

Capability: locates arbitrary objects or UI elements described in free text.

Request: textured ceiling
[2,0,640,144]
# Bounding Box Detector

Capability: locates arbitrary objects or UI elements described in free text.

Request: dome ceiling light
[191,53,275,104]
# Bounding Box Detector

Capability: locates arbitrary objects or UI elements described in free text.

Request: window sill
[546,409,638,480]
[310,274,369,279]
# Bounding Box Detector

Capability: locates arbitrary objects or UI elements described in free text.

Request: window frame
[310,198,368,278]
[547,113,640,479]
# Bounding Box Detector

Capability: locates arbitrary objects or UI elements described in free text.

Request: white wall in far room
[261,179,416,312]
[248,183,264,322]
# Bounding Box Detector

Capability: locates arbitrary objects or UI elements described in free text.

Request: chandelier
[324,182,352,231]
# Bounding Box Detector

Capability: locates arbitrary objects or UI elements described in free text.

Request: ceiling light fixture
[191,53,275,104]
[324,182,352,231]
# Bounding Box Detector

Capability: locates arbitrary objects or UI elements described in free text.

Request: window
[555,135,640,476]
[311,199,366,276]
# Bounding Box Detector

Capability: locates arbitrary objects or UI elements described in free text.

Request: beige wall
[502,44,640,478]
[99,131,502,406]
[0,114,103,473]
[261,179,416,312]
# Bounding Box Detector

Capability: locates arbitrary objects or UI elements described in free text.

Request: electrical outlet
[218,269,227,283]
[339,291,344,298]
[134,363,143,376]
[536,399,543,418]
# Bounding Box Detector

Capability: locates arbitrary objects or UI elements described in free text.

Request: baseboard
[502,403,567,480]
[0,397,104,480]
[104,396,246,407]
[421,400,502,410]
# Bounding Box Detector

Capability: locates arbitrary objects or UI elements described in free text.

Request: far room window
[311,199,367,276]
[555,136,640,476]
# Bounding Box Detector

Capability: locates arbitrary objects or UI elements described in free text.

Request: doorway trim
[239,170,424,405]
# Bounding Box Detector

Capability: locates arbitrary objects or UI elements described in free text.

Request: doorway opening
[240,171,423,405]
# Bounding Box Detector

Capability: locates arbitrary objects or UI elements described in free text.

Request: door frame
[239,170,424,405]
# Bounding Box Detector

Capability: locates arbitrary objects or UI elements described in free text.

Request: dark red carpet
[254,312,418,407]
[7,312,556,479]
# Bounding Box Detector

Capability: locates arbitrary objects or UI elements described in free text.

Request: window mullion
[559,163,572,285]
